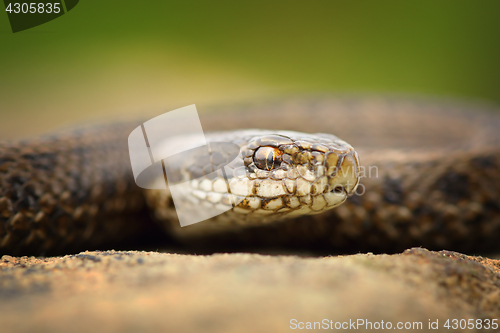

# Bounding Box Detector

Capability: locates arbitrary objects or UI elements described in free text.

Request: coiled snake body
[1,97,500,255]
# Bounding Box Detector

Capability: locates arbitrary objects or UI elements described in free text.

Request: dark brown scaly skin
[1,97,500,255]
[0,124,149,255]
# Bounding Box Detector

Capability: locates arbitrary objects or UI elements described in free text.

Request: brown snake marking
[1,97,500,256]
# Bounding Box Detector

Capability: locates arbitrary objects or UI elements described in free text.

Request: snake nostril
[332,185,344,194]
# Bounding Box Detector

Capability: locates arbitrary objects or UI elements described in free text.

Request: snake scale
[1,97,500,256]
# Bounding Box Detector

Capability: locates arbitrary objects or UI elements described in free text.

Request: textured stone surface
[1,248,499,333]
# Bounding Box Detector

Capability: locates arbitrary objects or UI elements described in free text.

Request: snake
[1,96,500,256]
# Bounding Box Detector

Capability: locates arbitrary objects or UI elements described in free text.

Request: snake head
[147,129,360,229]
[222,130,361,221]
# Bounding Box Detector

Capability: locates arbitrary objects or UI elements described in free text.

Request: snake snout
[326,151,360,197]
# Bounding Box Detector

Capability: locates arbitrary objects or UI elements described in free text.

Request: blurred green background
[1,0,499,139]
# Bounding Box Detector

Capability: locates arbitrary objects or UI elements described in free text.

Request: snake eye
[253,147,282,171]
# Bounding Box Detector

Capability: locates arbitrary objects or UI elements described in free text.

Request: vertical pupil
[266,151,275,170]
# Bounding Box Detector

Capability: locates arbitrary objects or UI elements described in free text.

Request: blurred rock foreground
[1,248,499,332]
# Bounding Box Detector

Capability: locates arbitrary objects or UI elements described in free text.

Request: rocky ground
[1,248,499,333]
